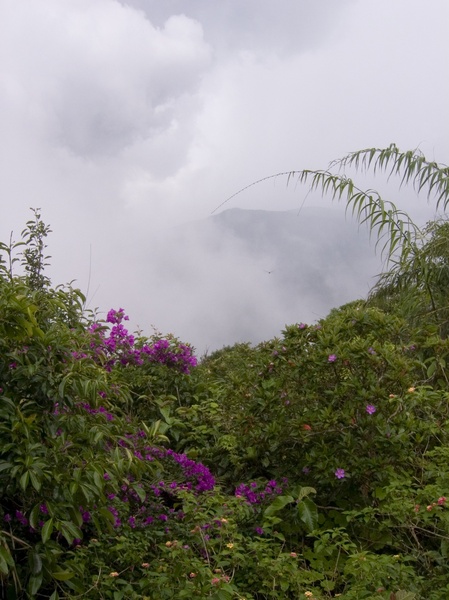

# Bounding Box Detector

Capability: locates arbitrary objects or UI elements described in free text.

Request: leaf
[29,504,41,529]
[0,545,14,568]
[28,573,43,596]
[41,518,54,544]
[28,550,42,575]
[394,592,416,600]
[19,470,30,491]
[52,570,75,581]
[298,497,318,532]
[29,470,41,492]
[0,553,9,575]
[296,486,316,502]
[263,495,294,517]
[57,520,82,545]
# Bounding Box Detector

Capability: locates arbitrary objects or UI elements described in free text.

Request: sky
[1,0,448,353]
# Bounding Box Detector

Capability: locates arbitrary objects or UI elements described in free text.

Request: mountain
[130,206,384,353]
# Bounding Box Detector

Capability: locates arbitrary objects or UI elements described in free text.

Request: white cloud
[0,0,211,156]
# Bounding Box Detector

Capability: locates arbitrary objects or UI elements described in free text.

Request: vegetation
[1,145,449,599]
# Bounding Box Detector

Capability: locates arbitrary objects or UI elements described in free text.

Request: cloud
[0,0,211,157]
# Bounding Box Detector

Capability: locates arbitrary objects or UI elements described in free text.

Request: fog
[1,0,448,352]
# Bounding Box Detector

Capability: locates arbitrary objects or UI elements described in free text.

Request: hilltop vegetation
[2,146,449,599]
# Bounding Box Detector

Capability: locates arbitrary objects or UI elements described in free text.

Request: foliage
[2,144,449,600]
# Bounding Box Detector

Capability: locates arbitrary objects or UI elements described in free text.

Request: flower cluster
[87,308,197,374]
[235,479,287,505]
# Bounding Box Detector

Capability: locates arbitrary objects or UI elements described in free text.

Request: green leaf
[394,592,416,600]
[296,486,316,502]
[57,520,82,545]
[29,504,41,529]
[0,554,9,575]
[28,550,42,575]
[298,497,318,532]
[263,495,294,517]
[41,518,54,544]
[29,470,42,492]
[19,470,30,491]
[52,570,74,581]
[0,545,14,569]
[28,573,43,596]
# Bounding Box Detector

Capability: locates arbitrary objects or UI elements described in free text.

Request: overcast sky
[1,0,448,352]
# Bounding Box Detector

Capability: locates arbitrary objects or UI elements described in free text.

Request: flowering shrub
[3,213,449,598]
[87,307,197,374]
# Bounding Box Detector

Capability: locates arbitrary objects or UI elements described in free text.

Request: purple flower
[255,527,264,535]
[335,468,346,479]
[366,404,376,415]
[368,347,376,355]
[328,354,337,363]
[15,510,28,526]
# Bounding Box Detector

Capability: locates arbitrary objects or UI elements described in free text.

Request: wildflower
[413,504,420,512]
[109,572,119,577]
[304,593,313,598]
[189,573,197,578]
[211,578,221,585]
[438,496,446,505]
[368,347,376,355]
[226,543,234,549]
[290,552,298,558]
[407,387,416,393]
[335,468,345,479]
[15,511,28,526]
[389,394,397,398]
[255,527,264,535]
[366,404,376,415]
[302,424,312,430]
[427,505,433,511]
[141,563,150,568]
[328,354,337,363]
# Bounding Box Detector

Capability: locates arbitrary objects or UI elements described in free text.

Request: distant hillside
[133,206,384,352]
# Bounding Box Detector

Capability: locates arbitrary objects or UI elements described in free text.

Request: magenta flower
[366,404,376,415]
[335,468,345,479]
[328,354,337,363]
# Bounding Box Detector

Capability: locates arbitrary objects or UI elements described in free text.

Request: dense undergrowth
[2,146,449,598]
